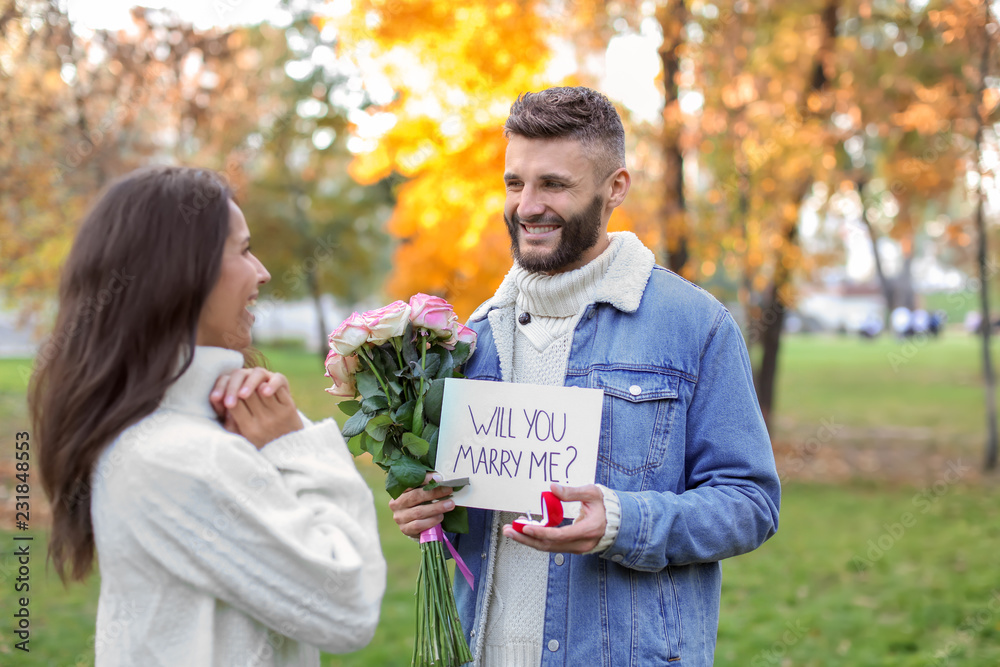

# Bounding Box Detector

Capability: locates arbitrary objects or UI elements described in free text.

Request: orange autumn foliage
[329,0,635,319]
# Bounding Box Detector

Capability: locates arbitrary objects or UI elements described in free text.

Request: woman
[29,166,386,665]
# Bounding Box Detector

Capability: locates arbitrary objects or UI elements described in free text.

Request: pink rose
[453,323,477,353]
[324,350,359,397]
[329,311,370,356]
[363,300,411,345]
[409,293,458,340]
[439,321,477,351]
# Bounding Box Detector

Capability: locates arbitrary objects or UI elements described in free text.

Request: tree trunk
[657,0,689,275]
[754,281,787,429]
[975,181,997,471]
[898,234,916,311]
[291,185,330,360]
[752,0,839,430]
[753,218,799,430]
[857,177,894,317]
[307,268,329,361]
[973,4,998,471]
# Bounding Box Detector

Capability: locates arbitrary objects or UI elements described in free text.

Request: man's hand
[501,483,607,554]
[389,473,456,538]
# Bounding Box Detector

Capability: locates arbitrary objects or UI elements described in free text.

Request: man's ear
[606,168,631,209]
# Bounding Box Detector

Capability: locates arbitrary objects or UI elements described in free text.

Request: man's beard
[504,195,604,273]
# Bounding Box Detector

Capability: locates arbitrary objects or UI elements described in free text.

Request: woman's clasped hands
[209,367,303,449]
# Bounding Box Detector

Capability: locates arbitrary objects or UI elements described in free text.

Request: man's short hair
[504,86,626,180]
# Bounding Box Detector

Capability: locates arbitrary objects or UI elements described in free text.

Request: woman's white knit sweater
[479,235,624,667]
[89,345,386,667]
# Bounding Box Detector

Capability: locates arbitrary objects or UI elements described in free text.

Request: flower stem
[412,540,473,667]
[358,345,392,403]
[392,340,411,401]
[419,338,427,397]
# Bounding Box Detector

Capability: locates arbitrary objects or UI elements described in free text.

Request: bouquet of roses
[325,293,476,667]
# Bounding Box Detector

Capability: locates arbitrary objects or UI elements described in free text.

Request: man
[390,86,780,666]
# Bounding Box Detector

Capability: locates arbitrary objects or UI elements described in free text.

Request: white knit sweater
[479,235,624,667]
[90,346,386,667]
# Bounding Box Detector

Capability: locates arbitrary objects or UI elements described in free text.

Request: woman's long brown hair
[29,166,232,582]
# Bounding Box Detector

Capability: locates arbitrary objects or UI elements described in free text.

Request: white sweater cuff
[586,484,621,555]
[259,416,348,467]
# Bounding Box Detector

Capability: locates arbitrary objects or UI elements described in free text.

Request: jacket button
[471,630,476,638]
[481,551,487,559]
[554,554,564,566]
[629,385,642,396]
[612,554,624,563]
[587,309,596,319]
[548,639,559,652]
[518,312,531,325]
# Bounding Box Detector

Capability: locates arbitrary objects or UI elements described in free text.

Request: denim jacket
[451,233,781,666]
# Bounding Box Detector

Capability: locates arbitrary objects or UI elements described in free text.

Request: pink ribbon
[420,524,474,590]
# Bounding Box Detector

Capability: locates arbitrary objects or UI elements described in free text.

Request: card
[434,378,604,518]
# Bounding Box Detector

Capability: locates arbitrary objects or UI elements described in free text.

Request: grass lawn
[773,333,994,445]
[0,334,998,665]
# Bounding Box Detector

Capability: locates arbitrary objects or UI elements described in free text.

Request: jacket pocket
[592,367,680,476]
[599,561,683,663]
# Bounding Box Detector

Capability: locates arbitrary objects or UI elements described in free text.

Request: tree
[331,0,590,317]
[238,14,394,355]
[842,1,971,320]
[964,0,1000,470]
[334,0,996,437]
[690,0,841,429]
[657,0,691,276]
[0,1,275,317]
[0,0,392,341]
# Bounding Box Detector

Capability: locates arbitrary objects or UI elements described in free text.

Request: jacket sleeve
[603,310,781,570]
[125,418,387,653]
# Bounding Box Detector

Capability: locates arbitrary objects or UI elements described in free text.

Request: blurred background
[2,0,1000,664]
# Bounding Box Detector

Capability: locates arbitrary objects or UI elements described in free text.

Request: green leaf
[402,432,431,457]
[377,344,396,365]
[434,348,455,380]
[422,350,442,378]
[392,399,415,430]
[361,394,390,413]
[346,433,364,456]
[412,397,424,437]
[390,456,429,490]
[384,469,406,499]
[441,505,469,534]
[341,410,370,438]
[408,360,426,380]
[365,414,394,441]
[369,437,385,464]
[402,323,420,366]
[337,400,362,417]
[355,370,382,401]
[375,346,398,381]
[423,378,446,425]
[451,340,473,366]
[421,422,439,467]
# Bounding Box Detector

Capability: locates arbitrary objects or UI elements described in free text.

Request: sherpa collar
[470,231,655,322]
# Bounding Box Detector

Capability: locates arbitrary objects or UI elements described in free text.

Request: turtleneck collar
[511,233,624,318]
[160,346,245,421]
[470,231,657,323]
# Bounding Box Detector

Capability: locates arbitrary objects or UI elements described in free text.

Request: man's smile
[521,223,560,236]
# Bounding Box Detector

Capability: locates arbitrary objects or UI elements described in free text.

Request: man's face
[503,135,609,274]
